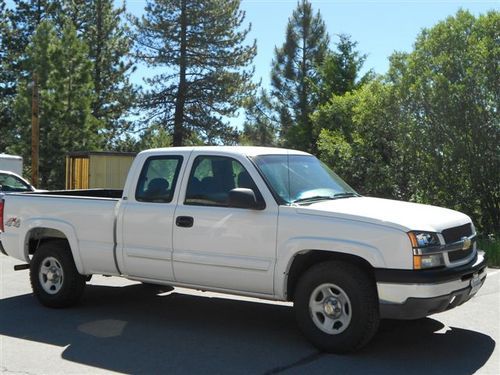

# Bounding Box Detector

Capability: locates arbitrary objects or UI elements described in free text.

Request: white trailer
[0,154,23,176]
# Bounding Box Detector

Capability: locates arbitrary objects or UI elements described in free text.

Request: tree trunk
[31,72,39,188]
[173,0,187,147]
[93,0,103,121]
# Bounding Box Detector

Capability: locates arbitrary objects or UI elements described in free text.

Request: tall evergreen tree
[271,0,329,153]
[0,0,14,151]
[3,0,60,78]
[131,0,256,146]
[60,0,136,147]
[311,34,373,145]
[9,21,100,188]
[1,0,58,152]
[316,34,373,104]
[241,89,278,146]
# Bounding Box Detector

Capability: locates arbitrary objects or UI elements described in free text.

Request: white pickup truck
[0,146,487,352]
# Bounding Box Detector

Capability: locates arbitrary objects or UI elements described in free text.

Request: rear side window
[135,156,183,203]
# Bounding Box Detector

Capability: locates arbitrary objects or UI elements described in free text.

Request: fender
[274,236,386,300]
[20,218,85,274]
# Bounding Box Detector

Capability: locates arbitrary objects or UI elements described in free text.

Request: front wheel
[294,261,380,353]
[30,240,86,308]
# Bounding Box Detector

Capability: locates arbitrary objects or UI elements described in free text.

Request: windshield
[0,173,33,192]
[252,154,358,204]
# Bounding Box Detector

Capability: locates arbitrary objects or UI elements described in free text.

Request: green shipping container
[66,151,136,190]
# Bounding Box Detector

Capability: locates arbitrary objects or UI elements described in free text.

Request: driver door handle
[176,216,194,228]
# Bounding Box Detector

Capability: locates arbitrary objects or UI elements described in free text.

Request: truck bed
[1,190,120,275]
[26,189,123,199]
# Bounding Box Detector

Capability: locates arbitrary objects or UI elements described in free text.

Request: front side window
[253,155,357,204]
[135,156,183,203]
[185,156,261,207]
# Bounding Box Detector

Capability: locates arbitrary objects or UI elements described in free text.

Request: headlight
[408,231,440,248]
[408,231,444,270]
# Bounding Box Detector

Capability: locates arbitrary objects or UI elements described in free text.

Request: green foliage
[479,234,500,267]
[271,0,329,153]
[315,80,408,198]
[315,34,373,104]
[0,0,13,151]
[60,0,136,148]
[241,89,278,146]
[0,0,60,152]
[8,21,101,188]
[316,10,499,233]
[131,0,256,146]
[390,10,499,232]
[1,0,136,187]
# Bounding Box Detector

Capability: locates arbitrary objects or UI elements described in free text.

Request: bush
[479,234,500,268]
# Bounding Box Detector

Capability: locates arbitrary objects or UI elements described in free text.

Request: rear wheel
[30,240,86,308]
[294,261,380,353]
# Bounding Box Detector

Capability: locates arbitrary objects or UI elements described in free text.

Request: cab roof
[139,146,311,158]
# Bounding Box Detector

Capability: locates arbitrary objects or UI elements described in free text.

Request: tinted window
[135,156,183,203]
[185,156,260,207]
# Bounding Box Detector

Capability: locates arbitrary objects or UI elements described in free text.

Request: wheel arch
[21,219,85,274]
[284,250,377,302]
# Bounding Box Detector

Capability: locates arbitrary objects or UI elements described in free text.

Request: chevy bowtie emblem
[5,217,21,228]
[462,237,472,250]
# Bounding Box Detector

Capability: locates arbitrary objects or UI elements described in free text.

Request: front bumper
[376,251,487,319]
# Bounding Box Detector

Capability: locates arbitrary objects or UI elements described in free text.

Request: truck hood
[296,196,471,233]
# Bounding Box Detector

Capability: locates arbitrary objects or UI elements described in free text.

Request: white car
[0,146,486,353]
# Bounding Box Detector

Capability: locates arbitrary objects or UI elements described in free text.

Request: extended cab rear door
[172,151,279,295]
[117,150,189,281]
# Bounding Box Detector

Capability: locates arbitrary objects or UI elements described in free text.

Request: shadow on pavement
[0,284,495,374]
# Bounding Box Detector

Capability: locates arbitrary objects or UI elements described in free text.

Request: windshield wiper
[292,195,336,204]
[292,192,360,204]
[332,192,359,198]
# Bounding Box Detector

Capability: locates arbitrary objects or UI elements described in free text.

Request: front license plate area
[469,273,482,296]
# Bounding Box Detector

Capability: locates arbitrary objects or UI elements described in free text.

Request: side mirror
[228,188,264,210]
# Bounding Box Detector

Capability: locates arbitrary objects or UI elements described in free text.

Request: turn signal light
[408,232,418,248]
[413,255,422,269]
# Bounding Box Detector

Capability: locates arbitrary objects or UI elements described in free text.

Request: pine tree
[9,21,100,188]
[316,34,373,104]
[60,0,136,147]
[3,0,61,76]
[271,0,329,153]
[0,0,61,158]
[131,0,256,146]
[241,90,278,146]
[0,0,14,151]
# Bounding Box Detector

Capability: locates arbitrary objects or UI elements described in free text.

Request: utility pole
[31,72,39,188]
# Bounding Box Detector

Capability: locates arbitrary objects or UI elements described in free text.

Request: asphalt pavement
[1,254,499,374]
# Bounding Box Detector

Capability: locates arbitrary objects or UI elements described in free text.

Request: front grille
[442,223,473,244]
[448,246,474,262]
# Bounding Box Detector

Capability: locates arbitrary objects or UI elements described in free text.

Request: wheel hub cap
[323,297,342,318]
[309,283,352,335]
[39,257,64,295]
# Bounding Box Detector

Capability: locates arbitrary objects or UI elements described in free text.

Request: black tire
[294,261,380,353]
[30,240,86,308]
